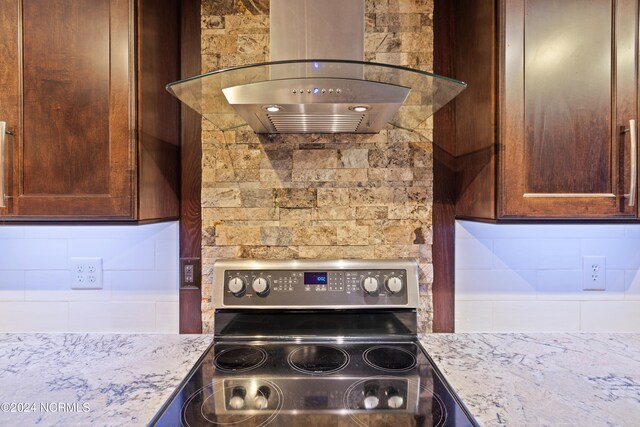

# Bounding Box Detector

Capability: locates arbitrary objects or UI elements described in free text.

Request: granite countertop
[0,334,212,427]
[420,333,640,426]
[1,333,639,426]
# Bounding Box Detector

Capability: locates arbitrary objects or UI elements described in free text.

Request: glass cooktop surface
[149,340,477,427]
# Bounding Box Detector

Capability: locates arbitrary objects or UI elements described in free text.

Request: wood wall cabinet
[452,0,639,220]
[0,0,180,221]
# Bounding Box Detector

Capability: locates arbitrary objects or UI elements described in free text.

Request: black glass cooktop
[149,340,477,427]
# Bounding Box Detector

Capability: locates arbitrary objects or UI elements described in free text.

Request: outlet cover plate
[582,255,606,291]
[71,257,103,290]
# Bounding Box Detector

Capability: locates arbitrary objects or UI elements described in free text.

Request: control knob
[362,276,379,294]
[363,381,380,409]
[386,386,404,408]
[228,277,246,296]
[254,386,271,409]
[252,277,270,296]
[385,276,403,294]
[229,386,246,409]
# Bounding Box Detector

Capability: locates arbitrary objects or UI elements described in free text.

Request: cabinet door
[500,0,638,218]
[0,0,134,219]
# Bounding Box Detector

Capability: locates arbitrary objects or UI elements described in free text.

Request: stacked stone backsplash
[200,0,436,333]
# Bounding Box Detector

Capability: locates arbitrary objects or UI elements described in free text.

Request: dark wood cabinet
[0,0,179,221]
[451,0,639,220]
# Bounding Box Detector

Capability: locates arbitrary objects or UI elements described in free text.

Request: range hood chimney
[167,0,466,134]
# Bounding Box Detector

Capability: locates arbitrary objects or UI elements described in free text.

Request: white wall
[455,220,640,332]
[0,222,179,333]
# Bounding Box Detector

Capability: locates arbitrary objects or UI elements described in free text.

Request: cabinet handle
[0,121,6,208]
[630,119,638,207]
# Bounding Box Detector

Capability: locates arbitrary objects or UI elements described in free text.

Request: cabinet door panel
[8,0,133,218]
[501,0,637,218]
[22,0,111,196]
[524,0,611,195]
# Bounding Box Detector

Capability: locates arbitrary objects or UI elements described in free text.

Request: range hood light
[349,105,370,113]
[264,105,283,113]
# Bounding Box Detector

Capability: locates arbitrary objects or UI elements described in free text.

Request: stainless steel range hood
[166,0,466,134]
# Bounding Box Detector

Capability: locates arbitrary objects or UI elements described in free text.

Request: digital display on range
[304,272,328,285]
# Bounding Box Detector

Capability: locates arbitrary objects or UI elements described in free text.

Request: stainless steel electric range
[149,259,478,427]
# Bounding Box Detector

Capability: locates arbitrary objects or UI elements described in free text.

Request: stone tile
[202,150,217,183]
[202,130,228,146]
[365,32,402,53]
[393,187,430,204]
[216,52,268,68]
[202,226,216,246]
[293,150,338,169]
[203,208,277,222]
[228,149,262,169]
[298,246,342,259]
[341,246,376,258]
[202,188,241,207]
[314,207,356,221]
[317,188,350,206]
[368,168,414,181]
[356,206,389,220]
[202,0,236,16]
[216,168,260,182]
[380,224,417,245]
[413,167,431,181]
[237,34,268,55]
[348,188,395,206]
[292,226,337,246]
[239,246,300,259]
[388,205,430,220]
[275,189,317,208]
[201,15,224,30]
[202,245,240,259]
[387,128,425,143]
[225,15,269,32]
[279,208,313,224]
[336,169,368,182]
[368,145,412,168]
[260,168,292,183]
[374,52,405,65]
[401,31,433,51]
[239,188,274,208]
[410,143,433,167]
[261,150,293,169]
[338,149,370,168]
[202,34,237,55]
[292,169,336,182]
[366,0,391,15]
[215,225,261,245]
[261,227,293,246]
[337,226,371,246]
[373,244,429,259]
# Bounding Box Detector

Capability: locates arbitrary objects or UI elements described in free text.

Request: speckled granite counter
[420,333,640,426]
[0,334,212,427]
[2,333,639,426]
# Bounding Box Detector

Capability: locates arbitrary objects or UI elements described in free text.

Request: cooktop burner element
[287,345,349,375]
[214,346,268,372]
[363,345,418,372]
[149,260,477,427]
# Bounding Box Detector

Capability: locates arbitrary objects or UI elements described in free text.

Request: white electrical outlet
[71,257,103,290]
[582,256,606,291]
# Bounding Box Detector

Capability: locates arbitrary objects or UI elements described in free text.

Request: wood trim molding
[179,0,202,334]
[432,0,456,332]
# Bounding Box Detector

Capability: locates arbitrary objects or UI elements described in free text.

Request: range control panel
[214,259,419,309]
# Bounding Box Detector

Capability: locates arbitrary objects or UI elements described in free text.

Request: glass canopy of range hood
[166,59,467,134]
